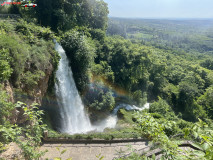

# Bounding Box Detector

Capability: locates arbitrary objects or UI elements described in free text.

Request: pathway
[40,140,149,160]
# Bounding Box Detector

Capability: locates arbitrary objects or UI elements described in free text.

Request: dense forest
[0,0,213,159]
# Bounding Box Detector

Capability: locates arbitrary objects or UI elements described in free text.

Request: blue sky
[104,0,213,18]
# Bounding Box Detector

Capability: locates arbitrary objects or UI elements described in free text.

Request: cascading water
[55,42,93,134]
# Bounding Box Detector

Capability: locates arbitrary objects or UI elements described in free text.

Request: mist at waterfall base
[55,42,150,134]
[93,103,150,132]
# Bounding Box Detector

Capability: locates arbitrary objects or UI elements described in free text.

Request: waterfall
[54,41,150,134]
[55,42,93,134]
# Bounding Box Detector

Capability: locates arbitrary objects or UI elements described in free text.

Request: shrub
[150,113,163,119]
[21,71,45,89]
[134,113,180,159]
[149,98,171,115]
[0,85,15,124]
[0,49,13,82]
[0,102,47,159]
[0,33,28,86]
[15,19,54,41]
[176,119,192,129]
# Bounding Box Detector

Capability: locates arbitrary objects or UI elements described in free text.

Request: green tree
[201,59,213,70]
[149,98,171,115]
[61,30,95,93]
[88,0,109,30]
[198,86,213,119]
[35,0,108,32]
[177,82,207,121]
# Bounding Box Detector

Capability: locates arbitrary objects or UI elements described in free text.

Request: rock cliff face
[22,62,54,106]
[36,63,54,105]
[4,62,54,125]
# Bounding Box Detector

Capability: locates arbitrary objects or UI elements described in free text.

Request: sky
[104,0,213,19]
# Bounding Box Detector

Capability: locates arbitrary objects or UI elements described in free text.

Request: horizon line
[108,16,213,20]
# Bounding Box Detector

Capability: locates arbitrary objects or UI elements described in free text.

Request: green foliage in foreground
[134,113,182,159]
[115,111,213,160]
[0,85,15,124]
[0,101,47,159]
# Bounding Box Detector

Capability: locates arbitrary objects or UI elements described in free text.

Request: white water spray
[94,103,150,132]
[113,103,150,114]
[55,42,93,134]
